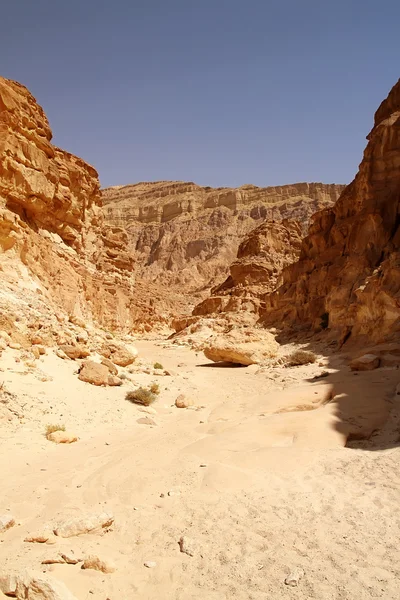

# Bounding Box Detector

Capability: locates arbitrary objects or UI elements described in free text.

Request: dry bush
[150,382,160,395]
[286,349,316,367]
[153,362,163,370]
[126,387,156,406]
[45,423,66,438]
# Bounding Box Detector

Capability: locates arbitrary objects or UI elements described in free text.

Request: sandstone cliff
[102,181,344,311]
[261,79,400,345]
[0,77,164,333]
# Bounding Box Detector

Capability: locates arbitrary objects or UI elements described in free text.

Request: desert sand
[1,338,399,600]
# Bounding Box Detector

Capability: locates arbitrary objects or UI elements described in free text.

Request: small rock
[108,374,123,386]
[144,561,157,568]
[59,344,90,360]
[175,394,193,409]
[61,553,83,565]
[47,431,78,444]
[54,512,114,538]
[168,490,180,497]
[179,535,198,557]
[101,357,118,376]
[138,406,157,415]
[24,527,57,544]
[55,349,68,360]
[350,354,380,371]
[285,567,304,587]
[32,346,41,360]
[81,556,116,574]
[9,342,21,350]
[137,417,157,426]
[41,558,65,565]
[0,514,15,533]
[199,464,207,468]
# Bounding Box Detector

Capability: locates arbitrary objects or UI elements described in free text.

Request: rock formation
[102,181,344,312]
[192,219,303,318]
[0,76,165,334]
[261,78,400,345]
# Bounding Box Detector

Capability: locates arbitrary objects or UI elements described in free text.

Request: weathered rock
[0,514,15,533]
[54,512,114,538]
[204,328,278,365]
[46,431,78,444]
[285,567,305,587]
[24,527,57,545]
[175,394,193,409]
[78,361,109,386]
[144,561,157,568]
[108,374,123,386]
[101,357,118,375]
[350,354,380,371]
[261,79,400,345]
[101,343,138,367]
[14,570,78,599]
[81,556,116,574]
[58,345,90,360]
[0,573,18,596]
[179,535,198,557]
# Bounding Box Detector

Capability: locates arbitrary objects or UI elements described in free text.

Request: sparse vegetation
[45,423,66,438]
[153,362,164,370]
[150,382,160,395]
[320,312,329,330]
[126,386,156,406]
[286,349,317,367]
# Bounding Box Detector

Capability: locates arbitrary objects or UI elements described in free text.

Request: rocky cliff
[261,79,400,345]
[102,181,344,311]
[0,77,165,333]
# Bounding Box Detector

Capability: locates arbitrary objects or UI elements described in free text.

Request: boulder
[204,328,278,365]
[350,354,380,371]
[100,343,138,367]
[15,570,78,599]
[78,361,109,386]
[54,512,114,538]
[58,344,90,360]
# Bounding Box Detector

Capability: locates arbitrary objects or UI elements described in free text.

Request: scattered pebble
[285,567,304,587]
[144,561,157,568]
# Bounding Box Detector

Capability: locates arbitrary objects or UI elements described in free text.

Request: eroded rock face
[261,78,400,345]
[0,76,165,334]
[192,219,303,319]
[102,181,344,314]
[203,328,279,365]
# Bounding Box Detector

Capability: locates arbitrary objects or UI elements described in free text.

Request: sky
[1,0,399,189]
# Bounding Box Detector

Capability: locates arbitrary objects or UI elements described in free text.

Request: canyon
[1,73,400,600]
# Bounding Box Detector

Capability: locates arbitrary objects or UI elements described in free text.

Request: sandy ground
[1,339,400,599]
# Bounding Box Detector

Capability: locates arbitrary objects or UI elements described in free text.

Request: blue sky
[1,0,399,188]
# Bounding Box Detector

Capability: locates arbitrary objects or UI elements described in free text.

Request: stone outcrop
[192,219,302,318]
[261,79,400,345]
[0,76,165,334]
[102,181,344,313]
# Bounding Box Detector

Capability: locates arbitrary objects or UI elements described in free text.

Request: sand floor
[1,340,400,599]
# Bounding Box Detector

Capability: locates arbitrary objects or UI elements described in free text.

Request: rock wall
[261,79,400,345]
[103,181,344,310]
[0,77,164,333]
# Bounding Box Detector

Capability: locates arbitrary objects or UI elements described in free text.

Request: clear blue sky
[1,0,399,189]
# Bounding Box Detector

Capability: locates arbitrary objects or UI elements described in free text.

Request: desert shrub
[320,312,329,330]
[126,386,156,406]
[153,362,164,370]
[45,423,65,438]
[286,349,316,367]
[150,382,160,395]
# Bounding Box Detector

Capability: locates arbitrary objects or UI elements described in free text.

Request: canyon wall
[103,181,344,310]
[261,79,400,345]
[0,77,164,333]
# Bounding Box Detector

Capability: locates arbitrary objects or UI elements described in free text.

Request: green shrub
[286,350,316,367]
[153,362,164,370]
[150,382,160,395]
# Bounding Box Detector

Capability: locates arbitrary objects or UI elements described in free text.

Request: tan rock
[108,374,122,386]
[15,570,78,600]
[81,555,116,574]
[78,361,109,386]
[137,417,157,426]
[54,512,114,538]
[59,344,90,360]
[350,354,380,371]
[0,514,15,533]
[204,328,278,365]
[0,573,18,596]
[179,535,198,557]
[9,342,21,350]
[101,343,138,367]
[175,394,193,408]
[46,431,78,444]
[24,527,56,544]
[32,346,41,360]
[101,357,118,375]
